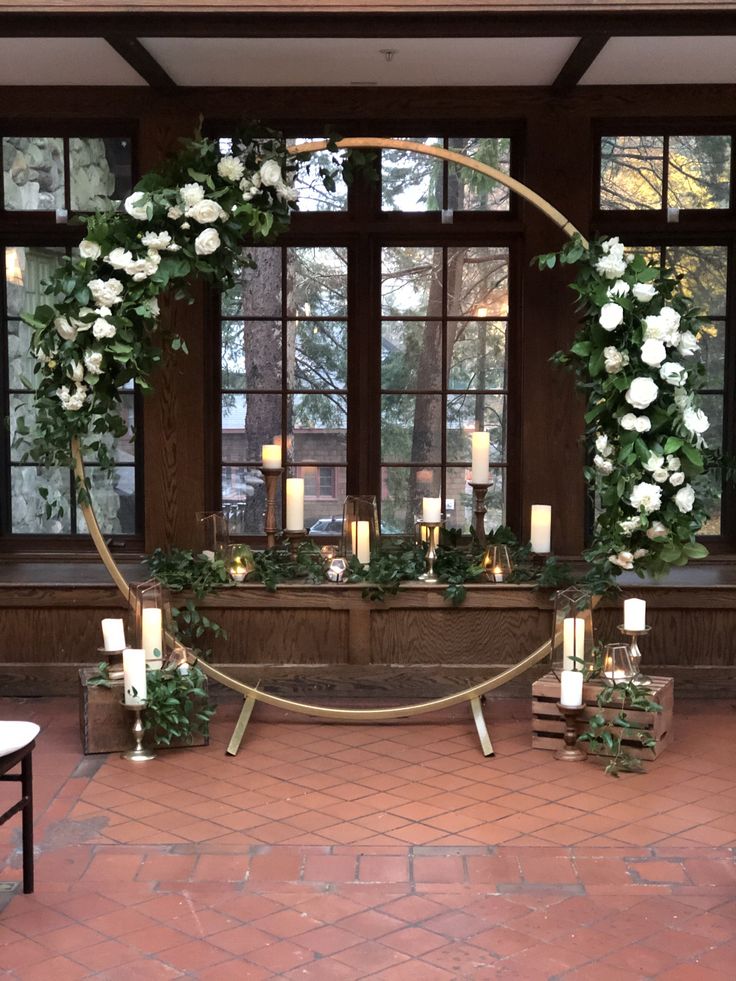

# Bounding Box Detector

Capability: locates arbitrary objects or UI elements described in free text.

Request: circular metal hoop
[74,137,589,721]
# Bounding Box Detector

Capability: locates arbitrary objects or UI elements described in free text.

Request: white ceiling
[140,36,580,86]
[581,35,736,84]
[0,37,145,86]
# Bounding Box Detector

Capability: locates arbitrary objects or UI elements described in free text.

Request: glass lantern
[550,586,595,680]
[341,495,380,566]
[196,511,229,558]
[601,643,635,685]
[482,544,513,582]
[128,578,172,672]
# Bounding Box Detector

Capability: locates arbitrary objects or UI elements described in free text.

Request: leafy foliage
[142,664,214,747]
[577,680,662,776]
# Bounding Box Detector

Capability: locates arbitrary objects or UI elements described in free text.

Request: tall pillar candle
[355,520,371,565]
[286,477,304,531]
[123,648,147,705]
[470,431,490,484]
[422,496,442,524]
[101,618,126,651]
[624,598,646,631]
[560,669,583,708]
[562,617,585,671]
[530,504,552,553]
[261,444,281,469]
[141,607,163,664]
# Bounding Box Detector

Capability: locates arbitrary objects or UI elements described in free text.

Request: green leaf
[680,442,704,468]
[663,436,683,454]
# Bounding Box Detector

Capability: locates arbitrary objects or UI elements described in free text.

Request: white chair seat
[0,722,40,757]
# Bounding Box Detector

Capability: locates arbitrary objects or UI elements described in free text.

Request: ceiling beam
[552,34,609,92]
[104,36,176,89]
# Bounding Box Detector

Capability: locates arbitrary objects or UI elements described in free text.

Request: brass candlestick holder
[286,528,308,560]
[121,701,156,762]
[469,482,491,546]
[98,647,124,681]
[261,467,283,549]
[618,624,652,685]
[555,702,587,762]
[419,521,442,583]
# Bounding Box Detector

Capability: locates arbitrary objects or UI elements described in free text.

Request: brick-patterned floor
[0,694,735,979]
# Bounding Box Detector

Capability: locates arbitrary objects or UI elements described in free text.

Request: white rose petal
[640,339,666,367]
[595,253,627,280]
[674,484,696,513]
[105,247,133,270]
[259,159,282,187]
[603,346,629,374]
[683,406,710,436]
[67,360,84,383]
[54,316,78,341]
[643,454,665,473]
[92,318,116,340]
[595,433,612,457]
[609,550,634,570]
[599,302,625,332]
[84,351,103,375]
[79,239,101,260]
[194,228,221,256]
[594,454,614,475]
[632,282,657,303]
[653,469,669,484]
[666,455,681,472]
[643,314,667,342]
[635,416,652,433]
[141,231,172,251]
[89,278,124,308]
[626,376,659,411]
[124,193,149,221]
[167,205,183,220]
[678,332,699,358]
[186,199,227,224]
[660,361,688,386]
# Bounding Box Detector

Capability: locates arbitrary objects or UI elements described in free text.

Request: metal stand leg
[21,751,33,894]
[226,689,259,757]
[470,696,494,757]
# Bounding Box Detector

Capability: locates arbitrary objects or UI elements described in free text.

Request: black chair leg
[21,751,33,894]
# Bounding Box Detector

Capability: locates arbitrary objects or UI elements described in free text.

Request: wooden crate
[78,667,209,754]
[532,672,673,761]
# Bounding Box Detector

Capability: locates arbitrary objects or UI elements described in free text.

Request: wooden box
[78,667,209,754]
[532,672,673,761]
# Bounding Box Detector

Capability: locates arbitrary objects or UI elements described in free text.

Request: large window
[0,130,139,541]
[217,132,515,539]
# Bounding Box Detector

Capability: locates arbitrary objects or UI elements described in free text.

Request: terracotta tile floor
[1,694,735,978]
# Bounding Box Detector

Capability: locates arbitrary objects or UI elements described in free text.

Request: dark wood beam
[552,34,609,93]
[105,36,176,90]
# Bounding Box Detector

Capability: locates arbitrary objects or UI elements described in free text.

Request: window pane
[289,393,347,463]
[381,137,443,212]
[445,466,505,534]
[222,320,282,390]
[600,135,663,211]
[5,245,65,318]
[81,394,136,464]
[668,135,731,210]
[381,246,443,317]
[222,466,278,536]
[69,137,133,212]
[300,466,345,530]
[696,322,726,390]
[447,137,511,211]
[7,319,35,391]
[224,249,282,317]
[286,246,347,317]
[666,245,727,318]
[700,393,724,453]
[77,466,136,535]
[381,321,442,390]
[447,246,509,316]
[10,467,71,534]
[446,393,506,463]
[381,394,442,464]
[293,320,347,390]
[448,320,506,390]
[380,466,441,534]
[3,137,65,211]
[221,393,281,462]
[288,139,348,212]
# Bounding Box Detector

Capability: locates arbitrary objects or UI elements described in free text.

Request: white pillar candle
[141,608,163,663]
[624,598,646,632]
[101,618,126,651]
[123,648,147,705]
[560,669,584,708]
[355,520,371,565]
[470,431,490,484]
[262,444,281,469]
[530,504,552,553]
[562,617,585,670]
[286,477,304,531]
[422,496,442,524]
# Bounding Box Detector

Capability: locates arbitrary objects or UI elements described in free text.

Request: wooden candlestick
[261,467,283,549]
[555,702,587,761]
[469,482,491,546]
[286,528,308,560]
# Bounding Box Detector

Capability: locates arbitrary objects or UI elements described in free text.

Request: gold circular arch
[73,137,590,723]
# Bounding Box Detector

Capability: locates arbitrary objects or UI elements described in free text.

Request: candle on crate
[530,504,552,553]
[285,477,304,531]
[141,608,163,664]
[560,670,583,708]
[261,444,281,470]
[351,520,371,565]
[422,496,442,524]
[123,648,147,705]
[470,431,490,484]
[624,598,646,631]
[562,617,585,671]
[101,618,126,651]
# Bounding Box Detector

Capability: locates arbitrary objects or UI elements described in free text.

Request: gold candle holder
[120,701,156,762]
[618,624,652,685]
[469,482,491,546]
[555,702,587,762]
[419,521,442,583]
[261,466,283,549]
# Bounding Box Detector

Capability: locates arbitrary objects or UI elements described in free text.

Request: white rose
[186,199,227,224]
[58,381,88,411]
[601,237,623,255]
[669,471,685,487]
[683,407,709,437]
[67,360,84,383]
[653,469,669,484]
[659,306,681,331]
[95,306,111,318]
[84,351,103,375]
[55,316,78,341]
[635,416,652,433]
[105,247,133,270]
[594,454,614,475]
[677,332,699,358]
[124,193,149,221]
[141,231,172,251]
[632,282,657,303]
[633,548,649,560]
[276,180,299,203]
[599,302,624,332]
[79,239,101,260]
[674,387,691,411]
[643,454,665,473]
[92,318,116,340]
[646,521,669,540]
[660,361,688,386]
[167,205,183,220]
[609,551,634,570]
[179,182,205,207]
[626,377,659,410]
[603,346,629,374]
[89,278,124,308]
[606,280,630,299]
[259,159,282,187]
[595,433,612,457]
[619,516,642,535]
[217,155,245,182]
[640,339,666,367]
[674,484,695,514]
[630,482,662,515]
[194,228,221,256]
[666,455,681,472]
[643,315,666,342]
[596,253,627,280]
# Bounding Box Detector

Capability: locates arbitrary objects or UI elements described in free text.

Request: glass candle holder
[550,586,595,679]
[128,579,171,672]
[601,642,635,685]
[482,544,512,582]
[342,495,379,566]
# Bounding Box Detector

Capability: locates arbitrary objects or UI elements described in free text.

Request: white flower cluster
[57,382,89,412]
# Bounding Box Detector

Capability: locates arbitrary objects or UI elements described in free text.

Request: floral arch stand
[72,138,589,757]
